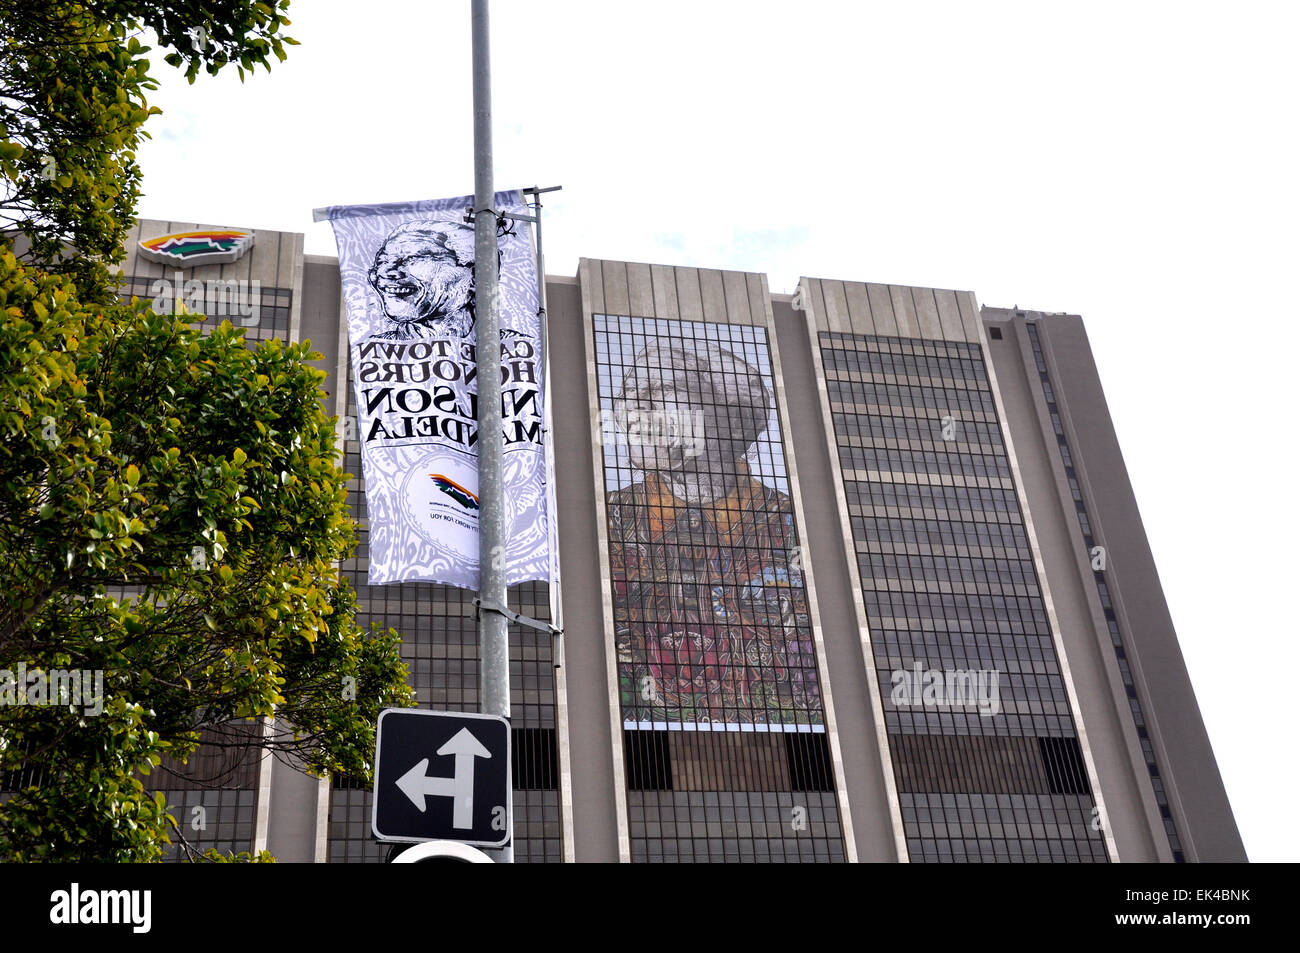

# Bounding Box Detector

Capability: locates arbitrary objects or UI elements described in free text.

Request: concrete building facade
[112,218,1245,863]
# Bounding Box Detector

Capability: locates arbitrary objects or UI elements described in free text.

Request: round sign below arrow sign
[389,841,495,863]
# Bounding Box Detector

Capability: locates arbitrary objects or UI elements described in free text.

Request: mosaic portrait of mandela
[367,220,479,341]
[607,338,823,727]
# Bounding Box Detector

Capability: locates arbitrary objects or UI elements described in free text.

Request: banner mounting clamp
[473,598,561,637]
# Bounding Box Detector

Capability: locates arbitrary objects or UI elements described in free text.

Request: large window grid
[596,314,845,862]
[117,276,293,340]
[156,788,256,861]
[820,332,1106,862]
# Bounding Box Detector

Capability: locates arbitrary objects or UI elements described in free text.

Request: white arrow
[395,727,493,829]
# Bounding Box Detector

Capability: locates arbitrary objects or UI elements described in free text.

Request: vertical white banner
[318,190,547,588]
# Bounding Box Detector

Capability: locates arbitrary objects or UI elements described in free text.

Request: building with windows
[111,218,1245,863]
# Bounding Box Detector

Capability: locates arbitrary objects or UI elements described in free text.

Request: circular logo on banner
[403,455,480,562]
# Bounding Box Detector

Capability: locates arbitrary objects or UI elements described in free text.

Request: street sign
[389,841,495,863]
[371,708,511,847]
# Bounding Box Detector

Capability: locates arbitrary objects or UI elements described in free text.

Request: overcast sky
[134,0,1298,862]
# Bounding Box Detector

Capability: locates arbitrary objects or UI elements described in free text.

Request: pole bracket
[462,206,515,234]
[474,598,561,637]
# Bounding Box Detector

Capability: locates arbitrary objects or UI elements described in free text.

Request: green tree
[1,1,298,303]
[0,2,413,861]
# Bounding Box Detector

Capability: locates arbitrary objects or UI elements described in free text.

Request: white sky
[135,0,1299,862]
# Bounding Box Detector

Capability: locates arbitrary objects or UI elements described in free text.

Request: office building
[106,218,1244,863]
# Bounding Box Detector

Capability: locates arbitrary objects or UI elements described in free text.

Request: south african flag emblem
[138,229,255,267]
[431,474,479,511]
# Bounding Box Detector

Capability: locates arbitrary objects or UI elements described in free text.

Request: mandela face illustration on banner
[368,221,479,341]
[595,316,824,731]
[319,192,548,589]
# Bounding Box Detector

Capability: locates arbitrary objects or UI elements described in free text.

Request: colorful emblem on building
[138,229,255,267]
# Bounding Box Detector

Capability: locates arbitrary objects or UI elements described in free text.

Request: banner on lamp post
[317,190,547,589]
